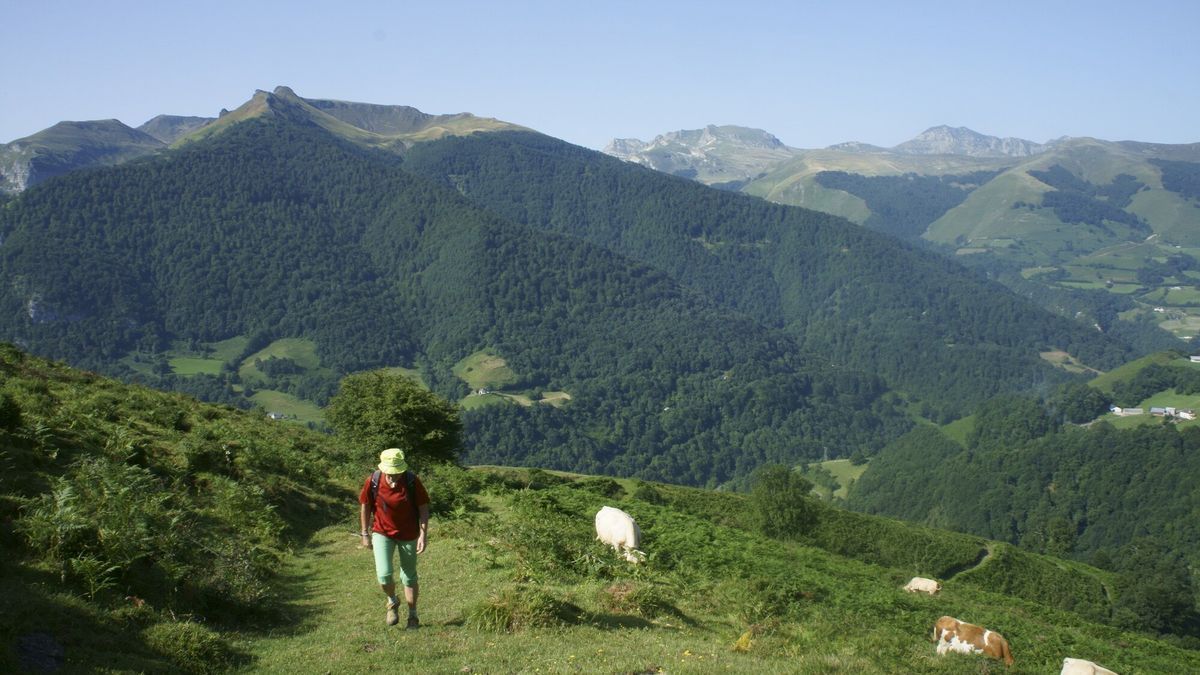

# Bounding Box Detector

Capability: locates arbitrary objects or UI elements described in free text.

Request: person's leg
[372,534,401,625]
[396,540,420,627]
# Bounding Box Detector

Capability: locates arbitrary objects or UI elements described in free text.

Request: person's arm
[360,503,373,549]
[416,504,430,554]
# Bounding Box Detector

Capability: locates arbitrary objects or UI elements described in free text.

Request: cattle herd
[594,507,1119,673]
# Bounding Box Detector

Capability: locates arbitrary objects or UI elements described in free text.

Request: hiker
[359,448,430,628]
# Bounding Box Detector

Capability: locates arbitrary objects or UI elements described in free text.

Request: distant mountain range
[603,124,1058,188]
[605,124,1200,345]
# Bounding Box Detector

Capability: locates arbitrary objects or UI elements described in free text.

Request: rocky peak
[892,125,1047,157]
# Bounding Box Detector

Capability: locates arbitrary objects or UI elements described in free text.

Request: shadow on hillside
[586,612,659,630]
[0,563,252,672]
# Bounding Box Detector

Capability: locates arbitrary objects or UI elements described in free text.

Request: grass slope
[4,347,1197,673]
[240,476,1195,674]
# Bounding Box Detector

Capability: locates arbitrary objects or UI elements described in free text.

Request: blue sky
[2,0,1196,149]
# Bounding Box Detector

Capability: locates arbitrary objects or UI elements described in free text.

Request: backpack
[370,469,421,530]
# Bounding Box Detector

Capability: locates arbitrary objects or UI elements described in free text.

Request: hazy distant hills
[891,125,1052,157]
[604,125,796,187]
[603,124,1053,190]
[606,124,1200,344]
[0,119,165,192]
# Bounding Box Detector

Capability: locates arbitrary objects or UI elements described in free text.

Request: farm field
[251,389,325,426]
[804,459,869,500]
[453,350,517,391]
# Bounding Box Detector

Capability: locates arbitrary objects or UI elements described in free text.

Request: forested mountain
[401,131,1135,419]
[0,116,912,486]
[0,88,1162,482]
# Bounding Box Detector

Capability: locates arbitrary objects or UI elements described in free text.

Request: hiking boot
[386,600,400,626]
[406,615,420,630]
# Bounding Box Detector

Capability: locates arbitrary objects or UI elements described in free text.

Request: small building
[1150,407,1168,416]
[267,412,287,420]
[1190,355,1200,363]
[1110,406,1144,416]
[1179,409,1196,420]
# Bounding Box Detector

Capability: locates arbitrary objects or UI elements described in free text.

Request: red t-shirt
[359,473,430,541]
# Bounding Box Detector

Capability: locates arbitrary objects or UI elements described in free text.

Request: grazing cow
[933,616,1013,667]
[594,506,644,563]
[903,577,942,594]
[1061,657,1118,675]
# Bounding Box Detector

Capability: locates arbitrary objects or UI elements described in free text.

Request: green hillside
[402,131,1137,419]
[0,115,914,486]
[3,347,1196,673]
[850,409,1200,641]
[705,136,1200,347]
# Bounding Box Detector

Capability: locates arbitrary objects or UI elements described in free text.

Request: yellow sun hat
[378,448,408,474]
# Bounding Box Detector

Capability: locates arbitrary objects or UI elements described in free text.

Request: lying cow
[1061,657,1118,675]
[903,577,941,594]
[595,505,645,563]
[933,615,1013,667]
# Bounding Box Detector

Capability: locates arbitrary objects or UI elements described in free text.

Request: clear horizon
[1,0,1197,150]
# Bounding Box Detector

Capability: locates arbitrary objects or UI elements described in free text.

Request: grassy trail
[238,526,769,674]
[237,515,901,674]
[235,484,1200,674]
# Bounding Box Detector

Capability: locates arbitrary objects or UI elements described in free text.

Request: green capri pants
[371,533,419,587]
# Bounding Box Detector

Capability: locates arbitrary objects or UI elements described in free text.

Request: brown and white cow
[903,577,942,594]
[1061,657,1118,675]
[933,615,1013,667]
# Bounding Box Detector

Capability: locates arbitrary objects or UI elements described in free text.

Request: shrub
[465,585,584,632]
[598,581,677,618]
[631,481,665,504]
[749,465,816,540]
[572,477,624,498]
[141,621,237,673]
[421,462,483,517]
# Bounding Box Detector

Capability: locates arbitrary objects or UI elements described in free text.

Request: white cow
[904,577,942,594]
[594,505,644,563]
[1061,657,1118,675]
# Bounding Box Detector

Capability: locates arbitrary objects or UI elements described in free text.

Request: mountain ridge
[0,86,526,192]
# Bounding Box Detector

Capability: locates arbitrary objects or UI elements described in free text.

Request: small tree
[750,465,817,541]
[326,370,461,466]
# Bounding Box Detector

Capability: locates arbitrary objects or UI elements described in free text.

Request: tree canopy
[326,370,461,466]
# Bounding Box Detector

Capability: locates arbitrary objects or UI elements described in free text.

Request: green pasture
[208,335,249,362]
[239,338,325,385]
[1128,190,1200,246]
[379,366,427,388]
[168,356,223,376]
[803,459,869,500]
[452,350,518,391]
[1039,351,1099,375]
[460,390,573,411]
[1088,351,1185,393]
[250,389,325,425]
[1156,313,1200,340]
[940,415,974,447]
